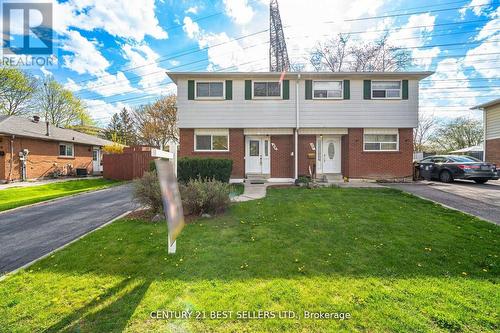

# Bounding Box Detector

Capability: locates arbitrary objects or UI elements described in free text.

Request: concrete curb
[0,209,133,282]
[0,183,127,216]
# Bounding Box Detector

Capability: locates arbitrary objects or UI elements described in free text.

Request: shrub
[180,178,230,215]
[178,157,232,183]
[133,171,163,214]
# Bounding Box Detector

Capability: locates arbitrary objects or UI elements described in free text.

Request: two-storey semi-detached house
[167,71,433,182]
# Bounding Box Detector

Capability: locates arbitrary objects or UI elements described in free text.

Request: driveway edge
[0,209,133,282]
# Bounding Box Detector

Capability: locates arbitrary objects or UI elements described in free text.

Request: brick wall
[270,135,294,178]
[179,128,245,178]
[0,136,93,182]
[485,138,500,166]
[298,135,316,177]
[344,128,413,179]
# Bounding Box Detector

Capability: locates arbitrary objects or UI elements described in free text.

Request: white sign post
[151,148,184,254]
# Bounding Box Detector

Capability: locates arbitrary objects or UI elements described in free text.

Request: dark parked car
[416,155,499,184]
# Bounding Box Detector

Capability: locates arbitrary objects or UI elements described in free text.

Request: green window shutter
[245,80,252,100]
[305,80,312,100]
[225,80,232,100]
[363,80,371,100]
[343,80,350,100]
[188,80,195,100]
[402,80,409,100]
[282,80,290,100]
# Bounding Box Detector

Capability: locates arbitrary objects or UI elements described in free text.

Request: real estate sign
[155,159,184,248]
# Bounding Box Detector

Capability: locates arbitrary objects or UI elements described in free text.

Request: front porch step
[245,174,269,184]
[316,173,343,183]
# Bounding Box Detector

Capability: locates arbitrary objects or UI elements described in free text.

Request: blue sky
[9,0,500,125]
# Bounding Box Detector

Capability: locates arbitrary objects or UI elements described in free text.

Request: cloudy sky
[18,0,500,125]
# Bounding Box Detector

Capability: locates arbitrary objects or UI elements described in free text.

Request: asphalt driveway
[387,180,500,225]
[0,183,138,275]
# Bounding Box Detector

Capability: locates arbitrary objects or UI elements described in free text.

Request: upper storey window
[371,81,401,99]
[253,81,281,98]
[313,81,343,99]
[196,82,224,99]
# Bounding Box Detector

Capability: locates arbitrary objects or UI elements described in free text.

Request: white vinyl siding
[371,80,402,99]
[313,81,343,99]
[485,104,500,140]
[194,129,229,152]
[59,143,74,157]
[195,81,224,99]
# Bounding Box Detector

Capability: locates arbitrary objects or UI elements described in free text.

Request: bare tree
[134,95,178,148]
[0,67,38,116]
[414,113,437,152]
[309,34,410,72]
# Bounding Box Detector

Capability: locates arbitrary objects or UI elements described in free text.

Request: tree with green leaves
[105,108,137,145]
[0,67,38,116]
[37,78,91,127]
[430,117,483,152]
[105,113,123,142]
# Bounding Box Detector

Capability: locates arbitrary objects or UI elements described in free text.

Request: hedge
[150,157,233,183]
[178,157,233,183]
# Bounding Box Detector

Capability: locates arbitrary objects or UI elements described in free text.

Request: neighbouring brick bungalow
[169,71,433,182]
[472,98,500,166]
[0,115,113,183]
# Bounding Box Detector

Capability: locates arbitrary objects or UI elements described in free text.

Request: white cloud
[85,71,138,97]
[122,43,168,95]
[83,99,131,124]
[464,34,500,78]
[459,0,492,18]
[61,30,110,76]
[39,66,53,77]
[53,0,167,41]
[475,7,500,40]
[185,6,199,14]
[412,47,440,70]
[223,0,255,25]
[183,17,201,39]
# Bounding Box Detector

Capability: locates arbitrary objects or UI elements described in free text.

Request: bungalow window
[371,81,401,99]
[195,134,229,151]
[363,134,398,151]
[253,81,281,98]
[196,82,224,98]
[313,81,342,99]
[59,143,74,157]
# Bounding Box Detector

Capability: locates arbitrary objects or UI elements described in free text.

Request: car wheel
[439,170,453,183]
[474,179,488,184]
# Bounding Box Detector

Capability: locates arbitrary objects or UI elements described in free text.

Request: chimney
[33,115,40,123]
[46,121,50,136]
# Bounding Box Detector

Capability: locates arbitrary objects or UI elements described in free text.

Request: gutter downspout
[482,108,486,162]
[295,73,301,180]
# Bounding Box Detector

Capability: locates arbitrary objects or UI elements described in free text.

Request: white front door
[318,136,341,174]
[92,148,102,174]
[245,136,270,175]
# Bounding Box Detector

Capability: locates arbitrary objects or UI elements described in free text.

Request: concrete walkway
[0,176,102,190]
[232,183,270,202]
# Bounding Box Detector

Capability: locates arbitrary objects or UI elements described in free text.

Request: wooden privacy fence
[103,146,155,180]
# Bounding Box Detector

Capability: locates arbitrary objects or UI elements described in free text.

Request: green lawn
[0,178,122,212]
[0,187,498,332]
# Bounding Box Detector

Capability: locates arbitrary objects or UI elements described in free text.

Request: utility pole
[269,0,290,72]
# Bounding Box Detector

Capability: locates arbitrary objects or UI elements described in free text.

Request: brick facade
[0,135,94,182]
[485,138,500,166]
[179,128,245,178]
[270,135,294,178]
[342,128,413,179]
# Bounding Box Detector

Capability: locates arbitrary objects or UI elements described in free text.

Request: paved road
[0,184,138,275]
[386,180,500,225]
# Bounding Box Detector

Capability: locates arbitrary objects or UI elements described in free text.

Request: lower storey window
[364,134,398,151]
[195,134,229,151]
[59,143,74,157]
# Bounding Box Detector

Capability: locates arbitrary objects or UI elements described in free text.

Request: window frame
[363,133,399,152]
[59,142,75,158]
[312,80,344,100]
[194,132,230,152]
[194,80,225,100]
[252,80,282,99]
[371,80,402,100]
